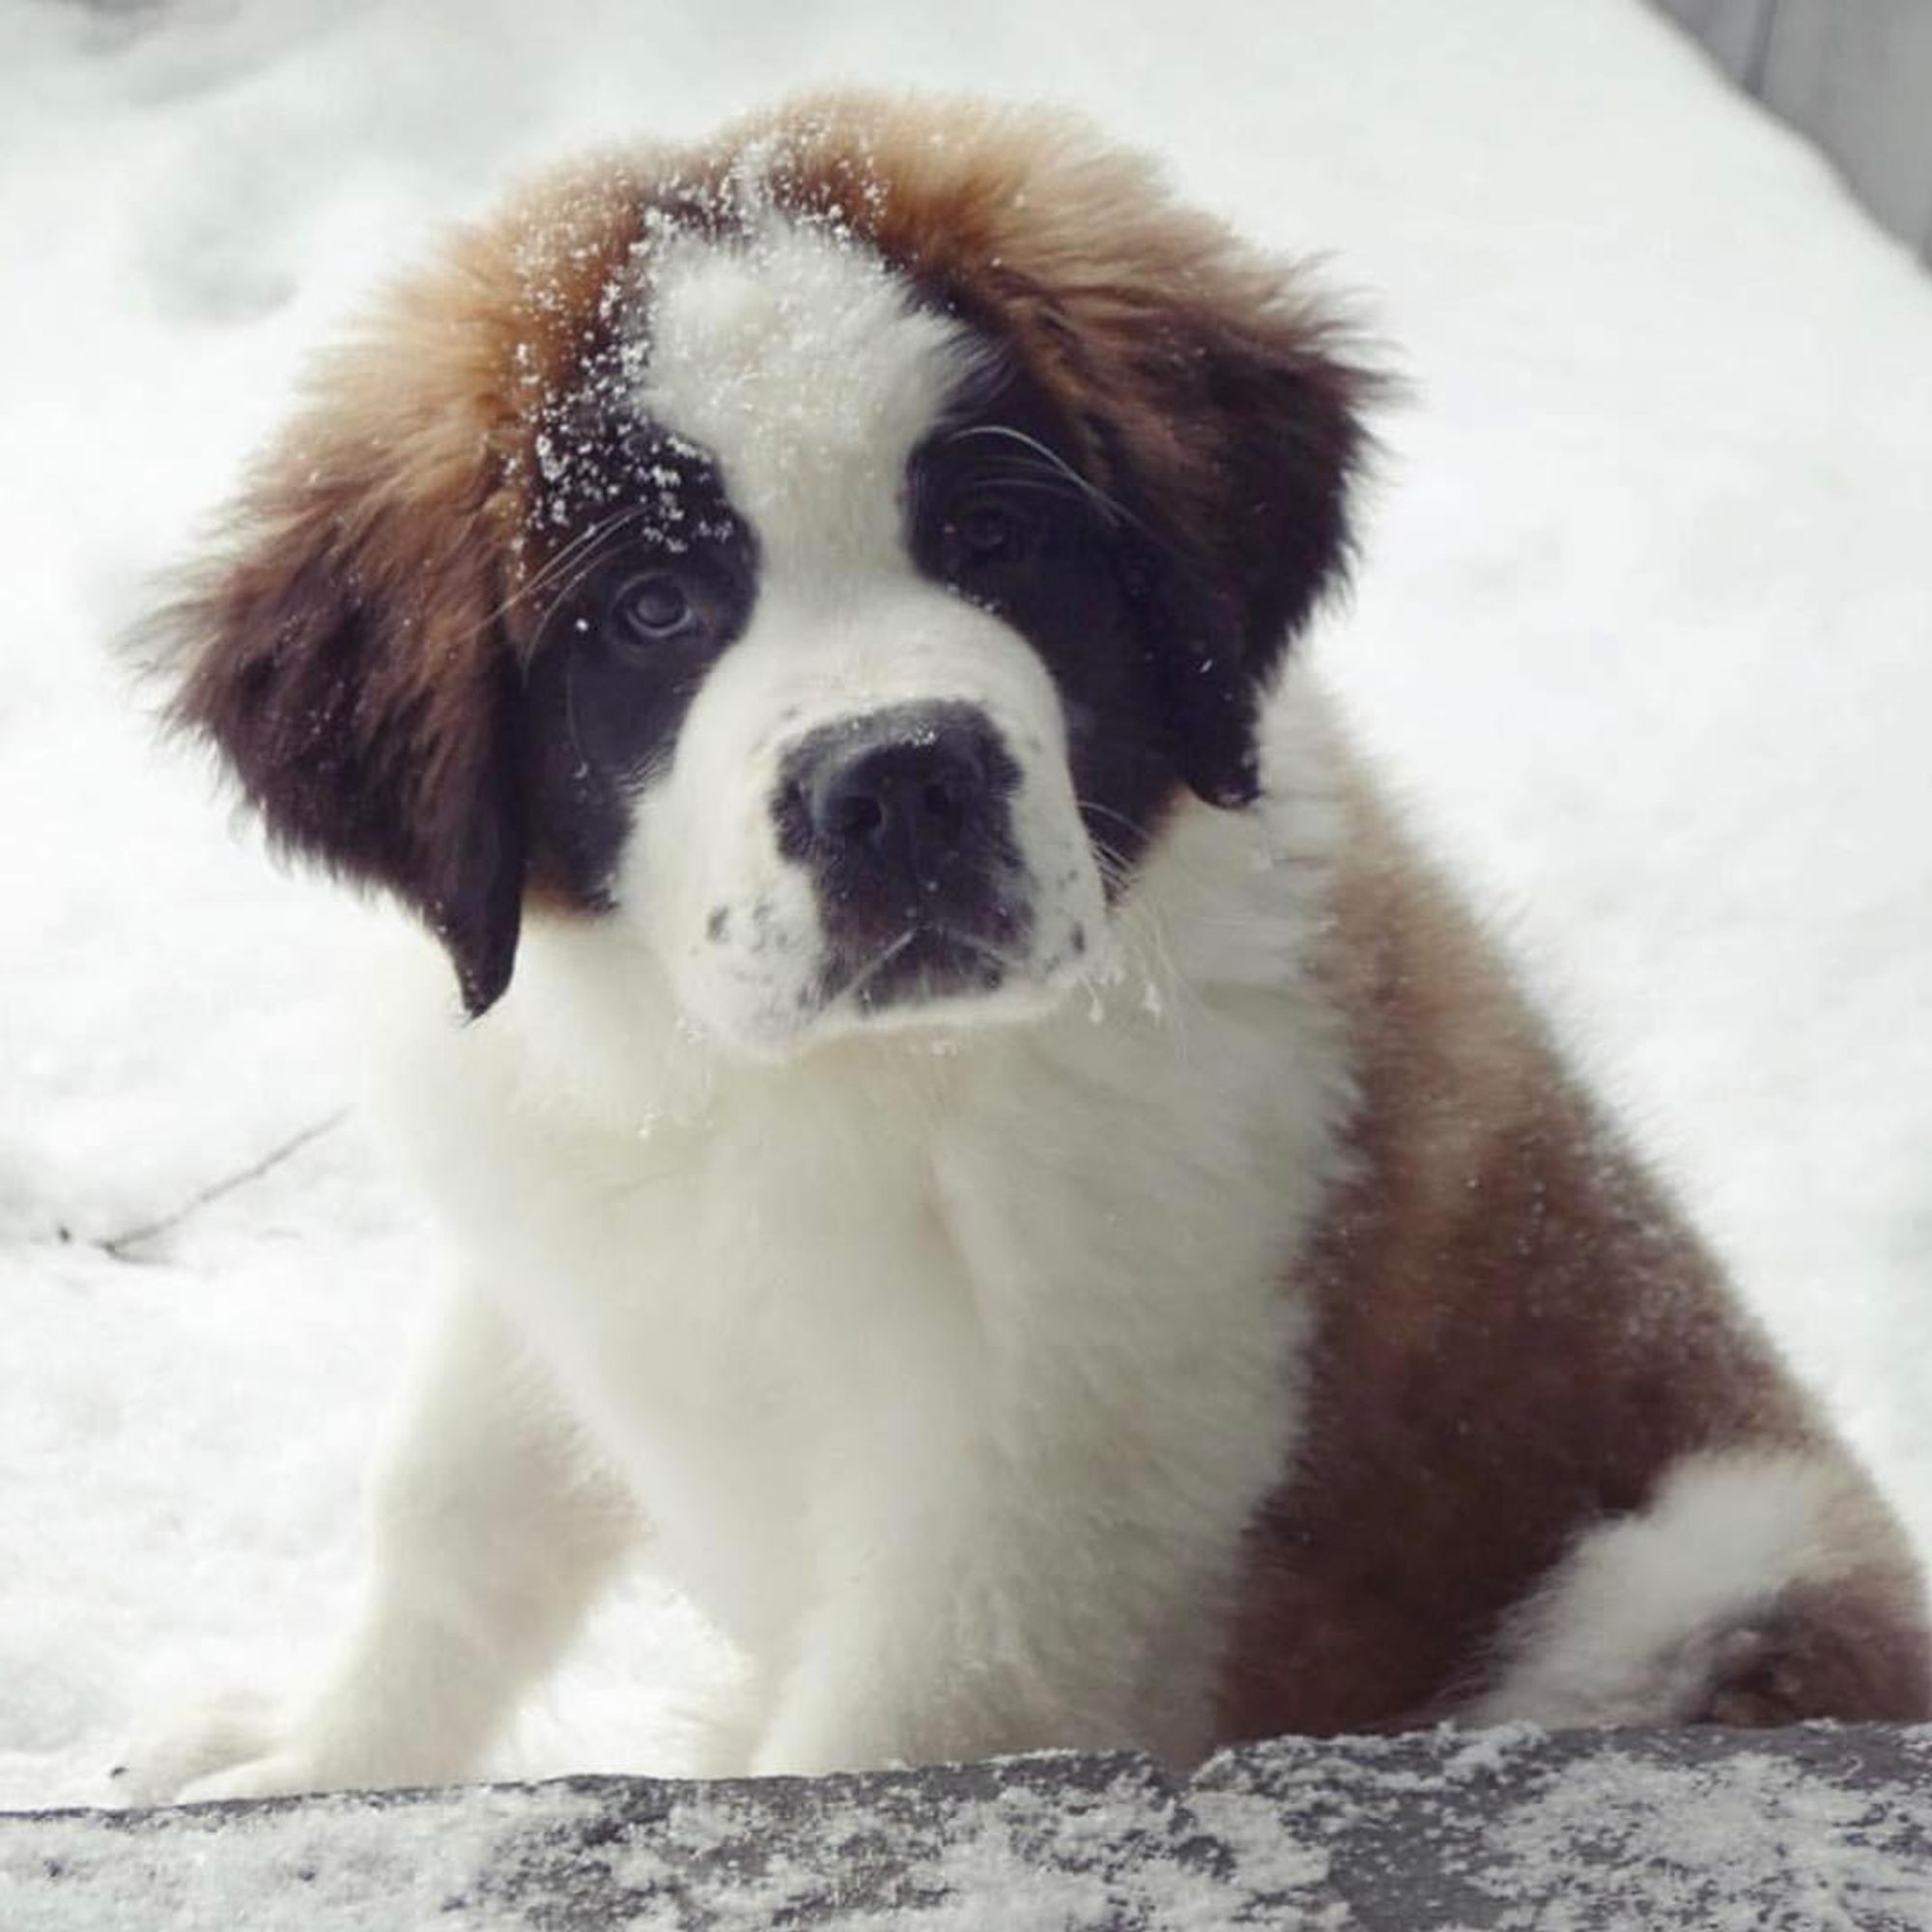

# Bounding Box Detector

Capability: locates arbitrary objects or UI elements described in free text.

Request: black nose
[778,703,1014,902]
[812,726,985,874]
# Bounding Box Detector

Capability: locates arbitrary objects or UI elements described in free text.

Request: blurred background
[2,0,1928,1808]
[1655,0,1932,264]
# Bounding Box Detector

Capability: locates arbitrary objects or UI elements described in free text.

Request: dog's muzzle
[774,701,1034,1011]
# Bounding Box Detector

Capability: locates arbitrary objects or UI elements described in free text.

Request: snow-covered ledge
[6,1726,1930,1928]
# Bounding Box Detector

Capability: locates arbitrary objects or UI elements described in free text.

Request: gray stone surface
[5,1726,1932,1928]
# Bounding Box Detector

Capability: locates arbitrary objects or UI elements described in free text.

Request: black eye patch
[904,372,1187,881]
[521,432,756,910]
[929,484,1047,583]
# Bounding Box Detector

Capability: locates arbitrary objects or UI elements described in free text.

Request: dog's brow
[940,423,1142,534]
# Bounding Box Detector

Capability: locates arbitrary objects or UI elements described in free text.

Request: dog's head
[153,95,1373,1054]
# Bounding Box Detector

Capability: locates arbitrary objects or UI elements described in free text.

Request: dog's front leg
[125,1287,637,1804]
[748,1510,1209,1777]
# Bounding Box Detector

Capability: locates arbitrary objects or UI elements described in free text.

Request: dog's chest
[399,983,1338,1650]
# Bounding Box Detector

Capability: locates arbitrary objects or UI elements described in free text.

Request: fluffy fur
[127,92,1928,1801]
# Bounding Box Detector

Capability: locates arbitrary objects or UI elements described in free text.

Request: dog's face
[155,97,1370,1054]
[525,220,1120,1052]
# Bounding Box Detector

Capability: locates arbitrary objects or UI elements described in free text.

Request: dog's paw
[108,1693,290,1807]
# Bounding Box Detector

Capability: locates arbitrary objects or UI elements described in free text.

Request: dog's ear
[1119,295,1375,809]
[853,97,1379,810]
[145,317,526,1018]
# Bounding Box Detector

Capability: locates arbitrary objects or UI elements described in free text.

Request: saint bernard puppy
[132,92,1928,1799]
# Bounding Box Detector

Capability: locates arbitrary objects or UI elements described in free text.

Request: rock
[4,1725,1930,1929]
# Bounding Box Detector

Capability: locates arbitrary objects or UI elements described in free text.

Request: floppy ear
[1125,298,1374,809]
[852,95,1378,810]
[148,342,526,1017]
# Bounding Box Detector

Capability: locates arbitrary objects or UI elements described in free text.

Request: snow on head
[636,214,976,570]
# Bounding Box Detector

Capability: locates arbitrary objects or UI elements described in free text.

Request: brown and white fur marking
[127,93,1928,1800]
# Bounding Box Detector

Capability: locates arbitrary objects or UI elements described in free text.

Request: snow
[3,1783,609,1931]
[1192,1727,1932,1930]
[8,1730,1931,1927]
[3,0,1930,1836]
[1472,1750,1932,1928]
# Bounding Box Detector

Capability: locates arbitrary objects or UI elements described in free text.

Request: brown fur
[1217,767,1930,1733]
[710,94,1375,712]
[144,166,656,1008]
[1697,1571,1932,1723]
[145,94,1376,1010]
[146,92,1929,1738]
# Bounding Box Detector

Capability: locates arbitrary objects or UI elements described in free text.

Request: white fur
[1469,1449,1855,1726]
[151,685,1354,1798]
[634,219,1105,1056]
[129,228,1365,1800]
[119,200,1927,1810]
[339,678,1353,1787]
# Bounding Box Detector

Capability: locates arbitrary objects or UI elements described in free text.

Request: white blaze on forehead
[635,217,980,567]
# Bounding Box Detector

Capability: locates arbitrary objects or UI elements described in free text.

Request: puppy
[133,92,1928,1798]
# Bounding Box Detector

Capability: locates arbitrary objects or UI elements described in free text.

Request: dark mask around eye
[519,432,757,915]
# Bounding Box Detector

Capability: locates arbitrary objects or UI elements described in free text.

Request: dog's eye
[610,571,696,645]
[941,497,1037,577]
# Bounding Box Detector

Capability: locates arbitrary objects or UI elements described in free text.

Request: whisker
[833,928,921,1008]
[943,424,1155,541]
[469,503,663,654]
[1075,798,1151,849]
[524,507,665,621]
[954,471,1093,505]
[528,540,639,643]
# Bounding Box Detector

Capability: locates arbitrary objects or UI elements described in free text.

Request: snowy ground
[2,0,1928,1815]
